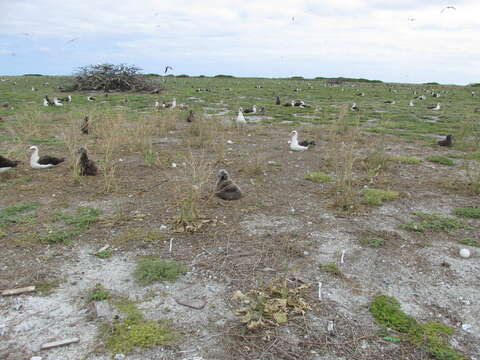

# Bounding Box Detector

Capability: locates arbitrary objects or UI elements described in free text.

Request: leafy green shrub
[134,257,187,285]
[453,207,480,218]
[363,189,399,205]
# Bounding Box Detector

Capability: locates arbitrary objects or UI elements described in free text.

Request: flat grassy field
[1,74,479,360]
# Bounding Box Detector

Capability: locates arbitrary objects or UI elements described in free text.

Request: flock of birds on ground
[0,80,465,200]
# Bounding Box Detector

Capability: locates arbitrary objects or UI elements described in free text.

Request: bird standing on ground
[0,155,21,173]
[275,96,281,105]
[186,110,195,122]
[28,146,65,169]
[215,169,242,201]
[243,105,257,114]
[77,147,99,176]
[351,103,359,111]
[236,108,247,129]
[438,135,453,147]
[288,130,309,151]
[409,100,415,107]
[81,116,90,134]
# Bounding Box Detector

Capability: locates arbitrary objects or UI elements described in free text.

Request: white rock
[171,163,177,168]
[31,357,42,360]
[462,323,472,331]
[114,354,126,360]
[459,248,471,258]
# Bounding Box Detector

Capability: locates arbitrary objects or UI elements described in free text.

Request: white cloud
[0,0,479,83]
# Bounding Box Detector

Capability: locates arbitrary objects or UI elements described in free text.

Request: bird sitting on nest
[0,155,21,173]
[53,97,63,106]
[165,98,176,108]
[283,100,295,107]
[28,146,65,169]
[81,116,90,134]
[351,103,359,111]
[59,95,72,103]
[186,110,195,122]
[356,92,365,96]
[293,100,306,107]
[43,95,54,106]
[288,130,310,151]
[236,108,247,129]
[384,100,395,104]
[437,134,453,147]
[409,100,414,107]
[428,103,441,110]
[275,96,281,105]
[87,96,96,102]
[215,169,242,200]
[243,105,257,114]
[77,147,99,176]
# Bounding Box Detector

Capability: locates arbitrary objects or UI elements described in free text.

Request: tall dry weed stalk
[328,105,359,211]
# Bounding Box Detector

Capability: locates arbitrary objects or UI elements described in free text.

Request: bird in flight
[440,6,456,13]
[66,38,78,44]
[408,18,415,22]
[164,66,173,74]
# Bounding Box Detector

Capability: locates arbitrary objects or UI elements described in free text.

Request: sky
[0,0,479,84]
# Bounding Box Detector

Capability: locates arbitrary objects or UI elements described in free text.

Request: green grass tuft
[88,284,110,301]
[390,155,421,164]
[458,238,479,247]
[134,257,187,285]
[400,211,468,233]
[0,202,39,226]
[370,295,464,360]
[305,171,332,183]
[360,237,385,248]
[363,188,399,206]
[427,155,454,166]
[95,248,113,258]
[320,263,344,277]
[453,207,480,219]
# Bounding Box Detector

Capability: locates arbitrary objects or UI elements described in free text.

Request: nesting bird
[283,100,295,107]
[384,100,396,104]
[356,92,365,96]
[43,95,54,106]
[81,116,90,134]
[215,169,242,201]
[428,103,441,110]
[243,105,257,114]
[0,155,21,173]
[186,110,195,123]
[409,100,415,107]
[165,98,176,108]
[87,96,96,102]
[28,146,65,169]
[288,130,309,151]
[351,103,359,111]
[77,147,99,176]
[53,97,63,106]
[437,134,453,147]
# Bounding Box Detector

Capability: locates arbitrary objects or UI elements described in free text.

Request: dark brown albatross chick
[78,147,99,176]
[215,169,242,201]
[186,110,195,123]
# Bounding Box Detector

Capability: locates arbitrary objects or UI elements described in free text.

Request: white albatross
[288,130,309,151]
[428,103,441,110]
[236,108,247,129]
[53,97,63,106]
[29,146,65,169]
[409,100,414,107]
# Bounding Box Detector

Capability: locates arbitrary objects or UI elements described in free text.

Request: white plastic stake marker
[340,250,346,264]
[318,282,322,300]
[169,238,173,252]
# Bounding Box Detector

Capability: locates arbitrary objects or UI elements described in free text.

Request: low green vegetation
[40,207,102,244]
[134,257,187,285]
[0,202,39,227]
[320,263,344,277]
[453,207,480,219]
[88,284,110,301]
[363,188,399,206]
[360,237,386,248]
[400,211,468,233]
[370,295,464,360]
[390,155,421,164]
[427,155,454,166]
[95,248,113,258]
[305,171,332,183]
[458,238,479,247]
[104,299,176,354]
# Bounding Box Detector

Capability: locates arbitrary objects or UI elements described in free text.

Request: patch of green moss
[305,171,332,183]
[400,212,468,233]
[458,238,479,247]
[320,263,344,277]
[427,155,454,166]
[88,284,110,301]
[134,257,187,285]
[370,295,464,360]
[453,207,480,219]
[360,237,385,248]
[363,188,399,206]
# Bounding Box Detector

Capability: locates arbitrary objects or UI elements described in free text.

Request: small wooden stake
[1,286,36,296]
[41,337,79,350]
